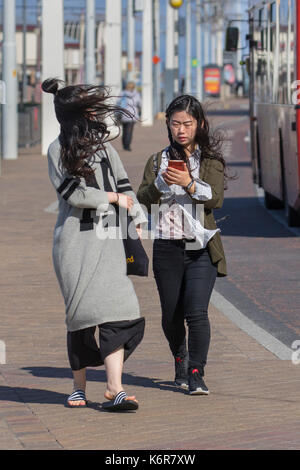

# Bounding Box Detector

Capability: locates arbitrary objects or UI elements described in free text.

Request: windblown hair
[165,95,236,187]
[42,78,132,180]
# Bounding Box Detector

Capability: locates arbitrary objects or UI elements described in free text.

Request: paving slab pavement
[0,107,300,450]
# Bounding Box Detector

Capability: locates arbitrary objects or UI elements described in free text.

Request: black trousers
[122,122,135,150]
[153,239,217,376]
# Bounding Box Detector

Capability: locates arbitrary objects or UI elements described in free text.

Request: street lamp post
[165,2,175,106]
[203,1,209,67]
[196,0,203,101]
[85,0,96,84]
[22,0,27,104]
[41,0,64,156]
[127,0,135,82]
[104,0,122,97]
[153,0,162,114]
[141,0,153,126]
[173,8,179,95]
[185,0,192,94]
[166,0,183,105]
[2,0,18,161]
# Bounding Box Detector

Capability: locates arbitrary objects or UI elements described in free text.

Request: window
[278,0,289,103]
[270,3,276,52]
[289,0,296,104]
[253,4,269,103]
[270,2,276,23]
[268,1,278,102]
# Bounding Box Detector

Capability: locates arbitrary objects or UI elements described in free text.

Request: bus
[247,0,300,226]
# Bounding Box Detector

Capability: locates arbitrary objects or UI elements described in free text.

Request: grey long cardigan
[47,138,147,332]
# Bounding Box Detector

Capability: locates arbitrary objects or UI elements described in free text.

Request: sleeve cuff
[154,174,173,194]
[192,180,213,201]
[96,196,110,215]
[130,204,148,227]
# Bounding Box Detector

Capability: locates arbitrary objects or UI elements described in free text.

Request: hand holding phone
[163,161,192,188]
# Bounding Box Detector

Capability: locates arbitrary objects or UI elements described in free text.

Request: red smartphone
[168,160,185,171]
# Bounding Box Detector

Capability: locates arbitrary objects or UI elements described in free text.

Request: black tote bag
[122,213,149,277]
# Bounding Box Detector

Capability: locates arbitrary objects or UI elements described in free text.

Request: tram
[231,0,300,226]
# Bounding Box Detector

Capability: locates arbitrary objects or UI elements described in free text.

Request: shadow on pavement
[0,366,187,406]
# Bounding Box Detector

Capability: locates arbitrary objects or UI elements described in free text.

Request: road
[210,111,300,355]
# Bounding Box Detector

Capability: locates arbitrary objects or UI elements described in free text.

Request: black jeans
[153,239,217,376]
[122,122,135,150]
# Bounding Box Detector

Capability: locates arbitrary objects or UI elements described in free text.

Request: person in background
[118,81,141,151]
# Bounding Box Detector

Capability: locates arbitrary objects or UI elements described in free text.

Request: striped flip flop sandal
[101,391,138,412]
[66,389,88,408]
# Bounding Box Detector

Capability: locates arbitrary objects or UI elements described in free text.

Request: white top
[154,148,220,248]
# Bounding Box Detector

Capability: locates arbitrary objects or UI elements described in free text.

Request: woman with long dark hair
[43,78,147,411]
[137,94,231,395]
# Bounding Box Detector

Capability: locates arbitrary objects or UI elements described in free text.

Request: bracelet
[185,179,194,192]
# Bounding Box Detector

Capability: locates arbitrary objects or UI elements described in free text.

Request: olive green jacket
[137,152,227,277]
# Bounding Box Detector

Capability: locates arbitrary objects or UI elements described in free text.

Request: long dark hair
[165,95,236,187]
[42,78,132,179]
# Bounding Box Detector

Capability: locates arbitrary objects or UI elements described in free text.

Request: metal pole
[22,0,27,104]
[196,0,203,101]
[235,0,243,83]
[41,0,64,156]
[203,1,209,67]
[79,12,85,83]
[96,21,105,85]
[104,0,122,139]
[216,4,224,68]
[36,0,42,89]
[216,26,224,67]
[127,0,135,82]
[165,2,175,106]
[104,0,122,97]
[174,8,179,95]
[153,0,161,114]
[85,0,96,84]
[185,0,192,94]
[3,0,18,161]
[141,0,153,126]
[211,10,216,65]
[210,2,216,64]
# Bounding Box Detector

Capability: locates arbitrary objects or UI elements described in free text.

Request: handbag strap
[103,150,135,235]
[103,150,118,189]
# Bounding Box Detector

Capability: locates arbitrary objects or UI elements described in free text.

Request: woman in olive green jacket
[137,95,229,396]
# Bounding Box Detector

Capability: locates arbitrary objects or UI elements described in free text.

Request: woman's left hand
[162,163,192,188]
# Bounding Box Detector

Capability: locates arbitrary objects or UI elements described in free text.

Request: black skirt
[67,318,145,371]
